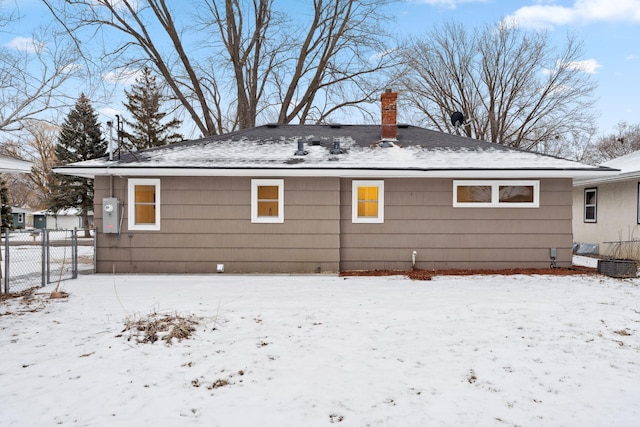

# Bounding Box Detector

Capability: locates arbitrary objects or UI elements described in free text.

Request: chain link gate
[1,229,96,294]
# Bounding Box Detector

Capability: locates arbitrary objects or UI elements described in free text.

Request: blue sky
[2,0,639,136]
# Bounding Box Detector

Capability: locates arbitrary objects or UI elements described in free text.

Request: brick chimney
[381,89,398,140]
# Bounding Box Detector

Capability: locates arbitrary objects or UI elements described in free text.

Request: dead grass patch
[0,288,48,316]
[0,287,36,302]
[120,312,200,345]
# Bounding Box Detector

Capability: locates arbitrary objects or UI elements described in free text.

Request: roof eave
[53,166,619,180]
[574,170,640,186]
[0,156,33,173]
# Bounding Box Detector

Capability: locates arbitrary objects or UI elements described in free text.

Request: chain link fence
[1,229,95,294]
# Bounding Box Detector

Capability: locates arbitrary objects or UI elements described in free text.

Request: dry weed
[120,312,200,345]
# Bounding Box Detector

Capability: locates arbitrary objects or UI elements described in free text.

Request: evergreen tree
[49,93,106,236]
[123,67,183,150]
[0,178,13,232]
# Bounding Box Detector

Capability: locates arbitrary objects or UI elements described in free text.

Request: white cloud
[543,58,602,75]
[410,0,489,9]
[4,36,44,54]
[102,67,143,86]
[504,0,640,29]
[565,58,602,73]
[626,54,638,60]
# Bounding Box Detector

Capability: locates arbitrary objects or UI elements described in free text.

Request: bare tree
[399,21,597,152]
[0,18,83,134]
[0,121,59,208]
[42,0,398,134]
[581,122,640,165]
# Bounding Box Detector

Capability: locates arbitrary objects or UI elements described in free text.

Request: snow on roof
[601,150,640,174]
[30,208,93,216]
[0,155,32,173]
[575,149,640,185]
[54,124,615,179]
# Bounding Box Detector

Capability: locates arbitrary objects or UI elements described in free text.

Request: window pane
[134,184,156,224]
[358,201,379,217]
[258,185,278,200]
[457,186,491,203]
[135,185,156,203]
[135,205,156,224]
[499,185,534,203]
[358,186,378,202]
[585,190,596,205]
[258,201,278,217]
[257,185,279,217]
[585,206,596,221]
[357,186,379,217]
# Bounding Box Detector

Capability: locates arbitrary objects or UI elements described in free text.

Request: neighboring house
[32,208,94,230]
[0,155,32,230]
[54,91,614,274]
[573,150,640,260]
[11,207,34,230]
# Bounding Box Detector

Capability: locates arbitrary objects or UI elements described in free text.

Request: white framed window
[453,180,539,208]
[584,187,597,223]
[251,179,284,223]
[128,178,160,231]
[352,180,384,223]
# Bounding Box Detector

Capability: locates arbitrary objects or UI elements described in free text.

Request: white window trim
[251,179,284,223]
[352,180,384,223]
[128,178,161,231]
[585,187,597,223]
[453,180,540,208]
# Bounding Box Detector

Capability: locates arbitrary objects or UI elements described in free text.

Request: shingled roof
[54,123,616,179]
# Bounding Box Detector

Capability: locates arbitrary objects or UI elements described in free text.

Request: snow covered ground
[1,266,639,426]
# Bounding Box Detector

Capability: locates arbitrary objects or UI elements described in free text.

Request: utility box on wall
[102,197,119,233]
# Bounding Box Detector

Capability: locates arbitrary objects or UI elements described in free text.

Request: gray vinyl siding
[93,175,573,273]
[339,178,573,271]
[94,176,341,273]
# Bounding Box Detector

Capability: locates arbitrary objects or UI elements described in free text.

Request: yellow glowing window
[134,185,156,224]
[128,179,160,230]
[251,179,284,223]
[257,185,279,217]
[357,186,379,217]
[352,180,384,223]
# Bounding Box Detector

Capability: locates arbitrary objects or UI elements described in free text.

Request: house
[54,90,615,274]
[573,150,640,260]
[32,208,94,230]
[10,207,35,230]
[1,155,32,230]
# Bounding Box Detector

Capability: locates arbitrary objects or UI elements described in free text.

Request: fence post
[42,230,47,287]
[3,232,8,294]
[72,228,78,279]
[93,227,97,274]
